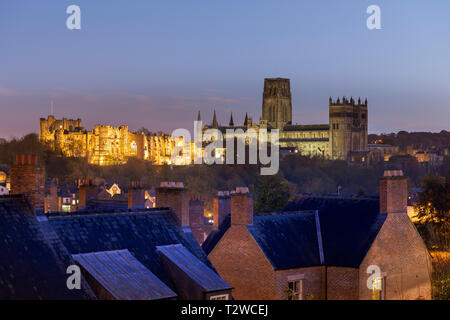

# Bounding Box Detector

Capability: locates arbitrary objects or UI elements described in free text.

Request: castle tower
[329,97,368,160]
[262,78,292,129]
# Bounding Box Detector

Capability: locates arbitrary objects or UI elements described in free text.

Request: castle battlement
[39,116,191,166]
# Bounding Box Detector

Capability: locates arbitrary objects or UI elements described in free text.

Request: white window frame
[287,274,304,300]
[210,294,229,300]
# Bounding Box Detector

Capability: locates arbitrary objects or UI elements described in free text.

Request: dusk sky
[1,0,449,139]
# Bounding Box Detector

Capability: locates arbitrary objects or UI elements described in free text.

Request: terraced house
[203,171,432,300]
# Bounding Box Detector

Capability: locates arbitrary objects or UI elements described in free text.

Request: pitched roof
[48,209,214,292]
[203,196,386,269]
[283,196,386,267]
[86,199,128,211]
[0,195,92,299]
[73,249,177,300]
[157,244,232,292]
[247,212,321,269]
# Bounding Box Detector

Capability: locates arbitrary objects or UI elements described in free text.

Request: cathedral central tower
[262,78,292,129]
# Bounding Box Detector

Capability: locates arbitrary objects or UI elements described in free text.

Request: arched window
[131,141,137,156]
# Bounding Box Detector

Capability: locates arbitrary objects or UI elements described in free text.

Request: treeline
[369,130,450,149]
[1,133,447,209]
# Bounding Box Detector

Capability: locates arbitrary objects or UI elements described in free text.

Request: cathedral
[203,78,368,160]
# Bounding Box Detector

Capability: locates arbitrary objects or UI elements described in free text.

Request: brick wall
[10,155,45,211]
[230,192,253,226]
[208,225,276,300]
[326,267,359,300]
[359,212,432,300]
[155,183,189,227]
[275,266,324,300]
[380,176,408,214]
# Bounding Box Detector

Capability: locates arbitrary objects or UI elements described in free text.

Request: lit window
[288,279,303,300]
[372,277,385,300]
[210,294,229,300]
[131,141,137,156]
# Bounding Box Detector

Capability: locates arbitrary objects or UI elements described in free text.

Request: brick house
[202,171,432,300]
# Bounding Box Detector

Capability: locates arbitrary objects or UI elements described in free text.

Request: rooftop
[203,196,385,269]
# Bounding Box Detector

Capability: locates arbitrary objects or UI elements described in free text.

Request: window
[288,279,303,300]
[130,141,137,155]
[210,294,229,300]
[372,276,386,300]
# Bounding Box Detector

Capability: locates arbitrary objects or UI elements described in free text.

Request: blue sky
[1,0,449,138]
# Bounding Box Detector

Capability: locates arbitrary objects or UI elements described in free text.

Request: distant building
[203,171,432,300]
[368,144,399,163]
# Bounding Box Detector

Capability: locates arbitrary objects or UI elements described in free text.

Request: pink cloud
[0,87,19,97]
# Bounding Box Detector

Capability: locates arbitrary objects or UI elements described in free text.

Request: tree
[416,175,450,249]
[254,175,290,213]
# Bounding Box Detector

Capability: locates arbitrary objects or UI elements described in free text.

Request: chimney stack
[128,181,146,209]
[231,187,253,226]
[213,191,231,229]
[155,181,189,227]
[10,154,45,213]
[189,195,204,228]
[379,170,408,214]
[78,179,97,210]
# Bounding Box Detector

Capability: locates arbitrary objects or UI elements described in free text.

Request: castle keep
[40,116,186,165]
[209,78,368,160]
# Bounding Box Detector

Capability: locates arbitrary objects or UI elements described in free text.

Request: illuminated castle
[39,116,192,165]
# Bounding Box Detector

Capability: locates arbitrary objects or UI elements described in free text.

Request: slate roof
[247,212,321,269]
[48,209,215,292]
[86,199,128,211]
[157,244,232,292]
[203,196,386,270]
[73,250,177,300]
[284,196,386,267]
[0,195,92,299]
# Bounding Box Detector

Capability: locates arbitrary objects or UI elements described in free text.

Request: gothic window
[131,141,137,156]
